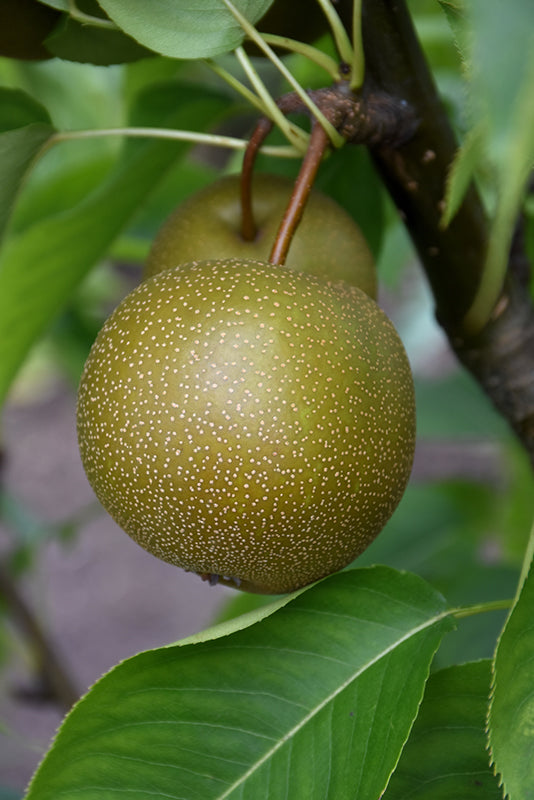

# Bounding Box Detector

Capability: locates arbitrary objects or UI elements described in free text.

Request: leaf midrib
[217,608,450,799]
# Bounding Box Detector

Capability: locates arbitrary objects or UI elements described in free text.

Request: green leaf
[488,525,534,798]
[437,0,469,60]
[37,0,67,8]
[45,14,155,65]
[0,87,55,244]
[0,84,228,409]
[215,588,274,625]
[437,0,464,23]
[0,124,54,244]
[441,122,485,228]
[8,58,125,133]
[25,567,454,800]
[456,0,534,331]
[384,660,502,799]
[467,0,534,154]
[0,88,51,132]
[97,0,274,59]
[9,153,115,234]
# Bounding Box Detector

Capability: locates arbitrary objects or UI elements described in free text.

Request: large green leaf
[467,0,534,151]
[488,526,534,799]
[25,567,454,800]
[8,153,115,234]
[437,0,469,63]
[0,124,53,244]
[0,88,55,244]
[0,83,228,409]
[97,0,274,59]
[384,660,502,798]
[45,14,154,65]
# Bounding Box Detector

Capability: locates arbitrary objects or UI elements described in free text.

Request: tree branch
[339,0,534,466]
[0,561,79,711]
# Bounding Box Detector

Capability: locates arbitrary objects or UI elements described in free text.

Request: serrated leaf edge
[25,568,453,799]
[486,520,534,799]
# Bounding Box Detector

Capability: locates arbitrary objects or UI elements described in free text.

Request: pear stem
[239,92,307,243]
[269,122,330,266]
[240,116,274,242]
[48,127,300,157]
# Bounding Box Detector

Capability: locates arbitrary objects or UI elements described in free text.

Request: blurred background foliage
[0,0,533,795]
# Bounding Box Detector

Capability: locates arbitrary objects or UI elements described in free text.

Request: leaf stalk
[48,127,301,158]
[450,598,513,620]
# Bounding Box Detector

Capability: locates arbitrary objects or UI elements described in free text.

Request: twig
[0,561,79,712]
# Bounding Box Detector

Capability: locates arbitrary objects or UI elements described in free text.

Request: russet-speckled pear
[77,259,415,594]
[144,173,377,299]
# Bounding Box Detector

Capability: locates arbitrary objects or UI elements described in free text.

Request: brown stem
[358,0,487,332]
[269,122,330,265]
[240,116,273,242]
[0,561,79,711]
[240,93,307,243]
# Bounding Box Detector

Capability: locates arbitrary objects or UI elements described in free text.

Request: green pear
[77,258,415,594]
[144,173,377,298]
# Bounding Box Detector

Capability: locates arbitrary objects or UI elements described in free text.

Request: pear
[145,173,377,299]
[77,258,415,594]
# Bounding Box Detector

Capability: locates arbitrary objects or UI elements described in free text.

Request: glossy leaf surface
[97,0,274,58]
[46,14,154,64]
[0,88,54,243]
[26,567,454,800]
[385,660,502,798]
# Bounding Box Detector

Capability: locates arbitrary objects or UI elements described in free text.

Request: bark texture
[337,0,534,466]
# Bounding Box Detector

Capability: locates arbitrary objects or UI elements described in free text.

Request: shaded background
[2,264,531,794]
[0,384,233,791]
[1,4,534,795]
